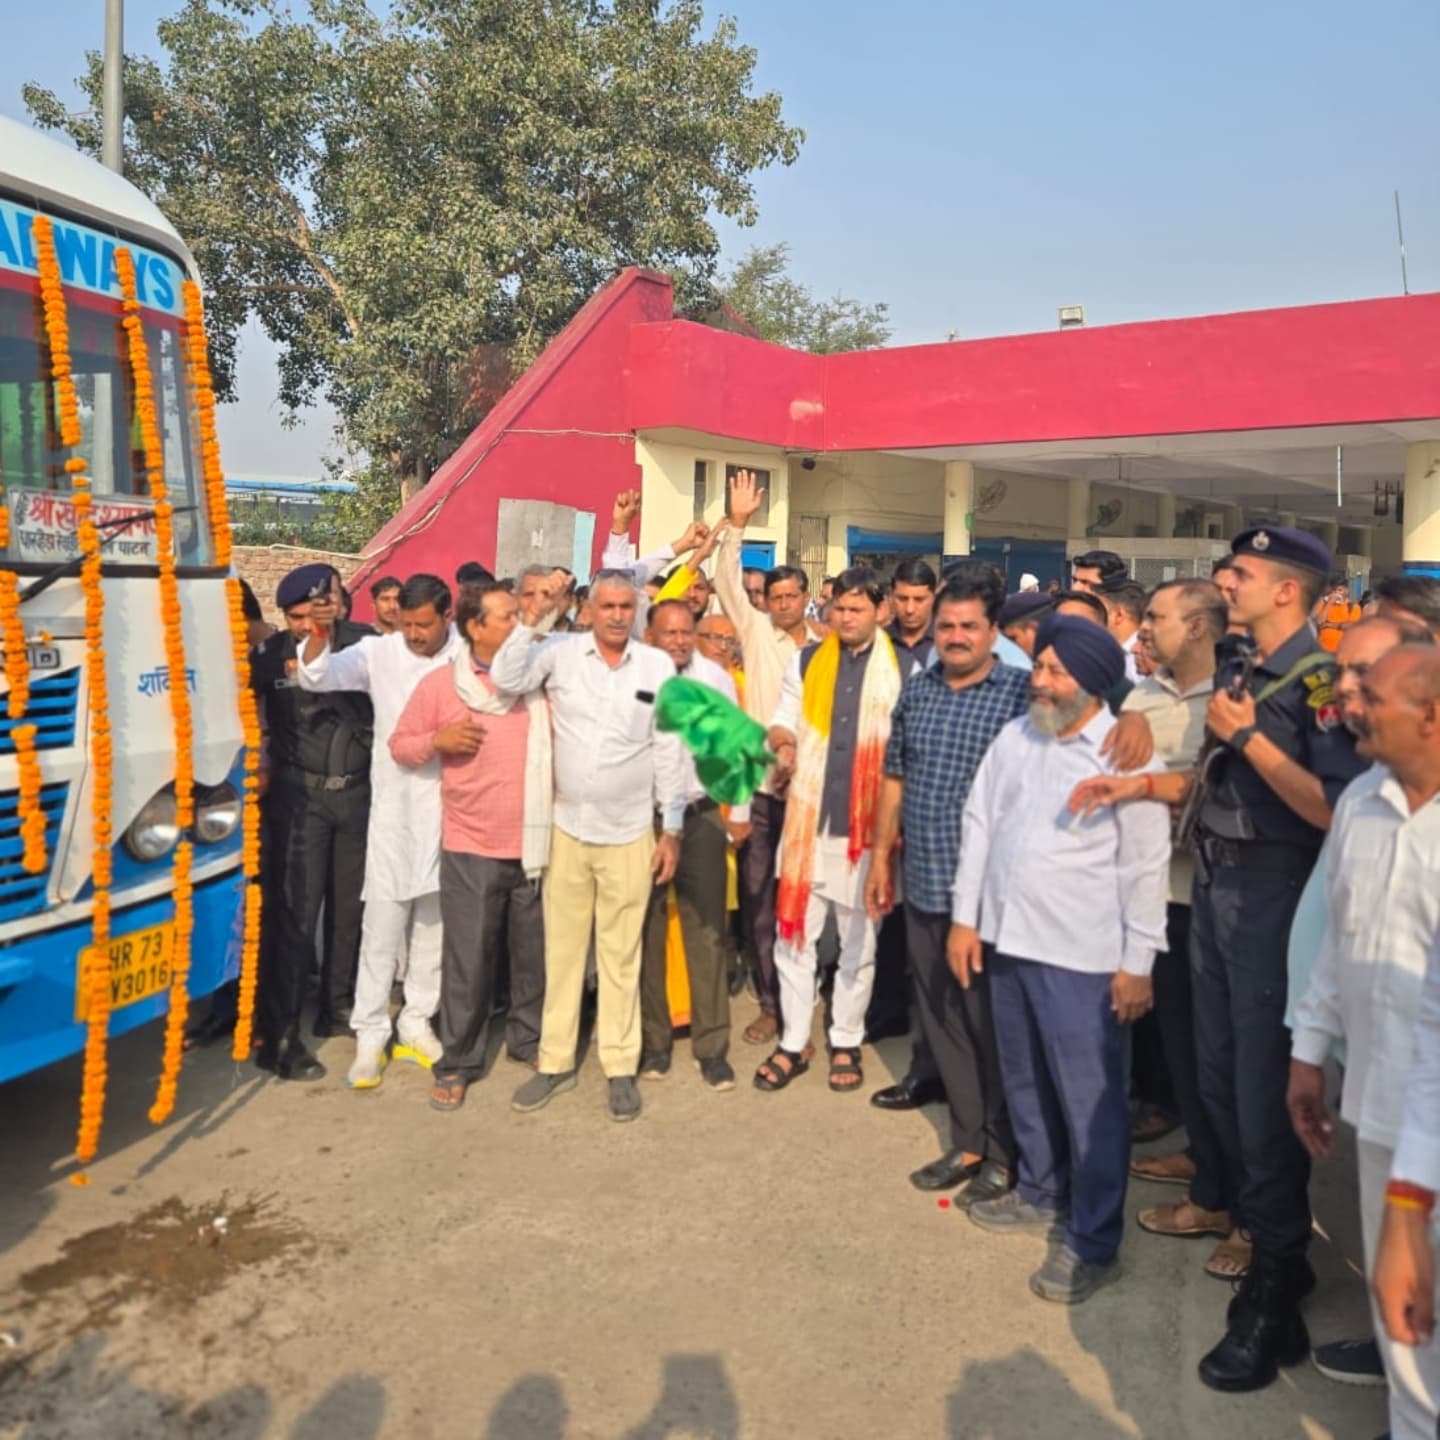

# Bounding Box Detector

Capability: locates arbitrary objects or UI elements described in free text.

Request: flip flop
[429,1074,468,1112]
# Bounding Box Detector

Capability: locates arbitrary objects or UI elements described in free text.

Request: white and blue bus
[0,117,247,1081]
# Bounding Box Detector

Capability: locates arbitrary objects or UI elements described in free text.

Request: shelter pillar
[1154,492,1176,541]
[1223,504,1245,539]
[1313,519,1340,557]
[943,462,973,559]
[1066,477,1091,540]
[1403,441,1440,576]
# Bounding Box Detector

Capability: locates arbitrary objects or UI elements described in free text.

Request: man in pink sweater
[390,582,552,1110]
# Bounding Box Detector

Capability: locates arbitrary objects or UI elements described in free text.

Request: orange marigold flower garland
[116,248,196,1125]
[33,216,115,1166]
[180,280,263,1058]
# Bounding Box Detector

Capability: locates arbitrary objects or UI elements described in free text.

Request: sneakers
[511,1070,578,1113]
[394,1022,443,1070]
[1312,1337,1387,1387]
[969,1188,1065,1237]
[608,1076,642,1122]
[639,1050,672,1080]
[1030,1246,1120,1304]
[697,1056,736,1092]
[345,1037,389,1090]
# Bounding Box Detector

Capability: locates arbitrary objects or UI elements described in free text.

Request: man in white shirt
[493,569,687,1123]
[1289,642,1440,1439]
[1098,581,1145,683]
[715,470,824,1048]
[637,599,746,1092]
[950,614,1170,1304]
[299,574,464,1089]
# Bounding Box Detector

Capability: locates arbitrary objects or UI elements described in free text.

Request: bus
[0,116,247,1082]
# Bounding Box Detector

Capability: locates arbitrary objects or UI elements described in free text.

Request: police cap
[998,591,1052,627]
[1231,526,1331,576]
[276,563,338,611]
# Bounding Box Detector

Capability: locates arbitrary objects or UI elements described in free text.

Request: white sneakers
[393,1022,443,1070]
[346,1036,389,1090]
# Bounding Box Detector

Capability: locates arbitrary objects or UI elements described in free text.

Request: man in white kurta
[299,574,464,1087]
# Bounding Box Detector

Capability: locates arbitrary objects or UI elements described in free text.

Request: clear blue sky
[4,0,1437,475]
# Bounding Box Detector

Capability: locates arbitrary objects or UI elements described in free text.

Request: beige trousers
[539,827,656,1078]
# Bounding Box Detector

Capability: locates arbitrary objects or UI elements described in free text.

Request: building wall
[234,544,365,626]
[635,434,788,559]
[350,269,674,623]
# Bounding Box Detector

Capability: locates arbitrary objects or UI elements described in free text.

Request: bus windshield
[0,218,213,570]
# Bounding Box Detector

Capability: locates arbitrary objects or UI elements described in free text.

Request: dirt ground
[0,1009,1387,1440]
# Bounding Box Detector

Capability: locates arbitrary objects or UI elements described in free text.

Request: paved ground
[0,1010,1387,1440]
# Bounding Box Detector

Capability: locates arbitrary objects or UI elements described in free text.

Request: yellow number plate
[75,923,176,1022]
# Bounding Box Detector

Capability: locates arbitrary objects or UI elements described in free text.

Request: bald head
[1337,617,1435,750]
[1360,644,1440,778]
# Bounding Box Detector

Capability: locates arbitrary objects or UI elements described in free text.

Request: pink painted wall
[349,268,675,622]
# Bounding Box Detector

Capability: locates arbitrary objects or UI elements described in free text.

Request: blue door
[970,538,1067,590]
[741,541,776,570]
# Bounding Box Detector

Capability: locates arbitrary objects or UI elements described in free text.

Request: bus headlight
[194,783,241,844]
[125,790,180,862]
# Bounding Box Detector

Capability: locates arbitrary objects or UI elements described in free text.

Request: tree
[710,242,890,352]
[26,0,802,504]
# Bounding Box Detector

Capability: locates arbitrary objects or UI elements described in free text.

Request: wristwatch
[1229,725,1257,753]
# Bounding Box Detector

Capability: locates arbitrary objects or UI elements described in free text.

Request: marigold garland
[116,248,197,1126]
[0,558,45,879]
[32,216,116,1166]
[180,282,264,1057]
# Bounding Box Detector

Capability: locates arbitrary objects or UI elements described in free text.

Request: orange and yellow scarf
[775,631,902,944]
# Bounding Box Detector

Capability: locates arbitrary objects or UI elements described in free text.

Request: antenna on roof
[1395,191,1410,296]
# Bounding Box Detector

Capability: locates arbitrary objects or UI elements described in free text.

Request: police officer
[1188,527,1367,1392]
[250,564,375,1080]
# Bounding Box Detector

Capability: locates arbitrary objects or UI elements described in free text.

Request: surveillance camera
[801,456,816,470]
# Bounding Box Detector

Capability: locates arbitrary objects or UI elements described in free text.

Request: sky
[4,0,1438,477]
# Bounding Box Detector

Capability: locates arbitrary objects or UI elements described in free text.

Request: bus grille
[0,783,69,922]
[0,670,80,754]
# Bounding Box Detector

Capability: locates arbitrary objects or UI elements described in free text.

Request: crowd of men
[191,476,1440,1434]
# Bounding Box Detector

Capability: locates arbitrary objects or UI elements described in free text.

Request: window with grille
[693,460,710,521]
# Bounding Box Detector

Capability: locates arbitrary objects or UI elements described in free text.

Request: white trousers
[1360,1137,1440,1440]
[351,893,443,1046]
[774,847,877,1054]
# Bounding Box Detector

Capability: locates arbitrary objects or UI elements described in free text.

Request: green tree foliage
[26,0,802,508]
[712,242,890,352]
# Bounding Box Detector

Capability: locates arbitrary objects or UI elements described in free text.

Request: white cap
[1019,573,1039,592]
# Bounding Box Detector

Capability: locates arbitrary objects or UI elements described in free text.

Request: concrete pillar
[1066,477,1091,540]
[1223,504,1245,539]
[1154,492,1176,541]
[1344,526,1373,560]
[1403,441,1440,575]
[943,461,973,558]
[1276,511,1298,529]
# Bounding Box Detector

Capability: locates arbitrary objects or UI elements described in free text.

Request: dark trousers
[990,950,1129,1265]
[1149,903,1228,1212]
[640,804,730,1060]
[907,905,1013,1165]
[258,774,369,1047]
[738,793,784,1016]
[1191,864,1313,1261]
[436,850,544,1080]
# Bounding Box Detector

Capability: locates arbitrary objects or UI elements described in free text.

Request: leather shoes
[910,1149,983,1192]
[870,1075,945,1111]
[953,1160,1013,1210]
[1201,1267,1310,1392]
[256,1039,327,1082]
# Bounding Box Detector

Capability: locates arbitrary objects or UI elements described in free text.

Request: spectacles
[697,633,736,647]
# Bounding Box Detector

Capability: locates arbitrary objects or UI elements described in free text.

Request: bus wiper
[19,506,200,604]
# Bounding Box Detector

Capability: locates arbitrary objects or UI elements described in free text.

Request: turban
[1033,613,1125,697]
[655,676,773,806]
[276,563,337,610]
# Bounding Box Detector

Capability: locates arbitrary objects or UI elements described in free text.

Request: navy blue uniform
[1190,621,1366,1265]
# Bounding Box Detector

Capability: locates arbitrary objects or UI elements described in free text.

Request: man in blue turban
[948,612,1171,1304]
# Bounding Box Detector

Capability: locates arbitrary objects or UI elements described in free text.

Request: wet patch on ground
[14,1194,311,1322]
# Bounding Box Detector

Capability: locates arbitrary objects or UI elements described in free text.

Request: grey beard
[1028,692,1093,736]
